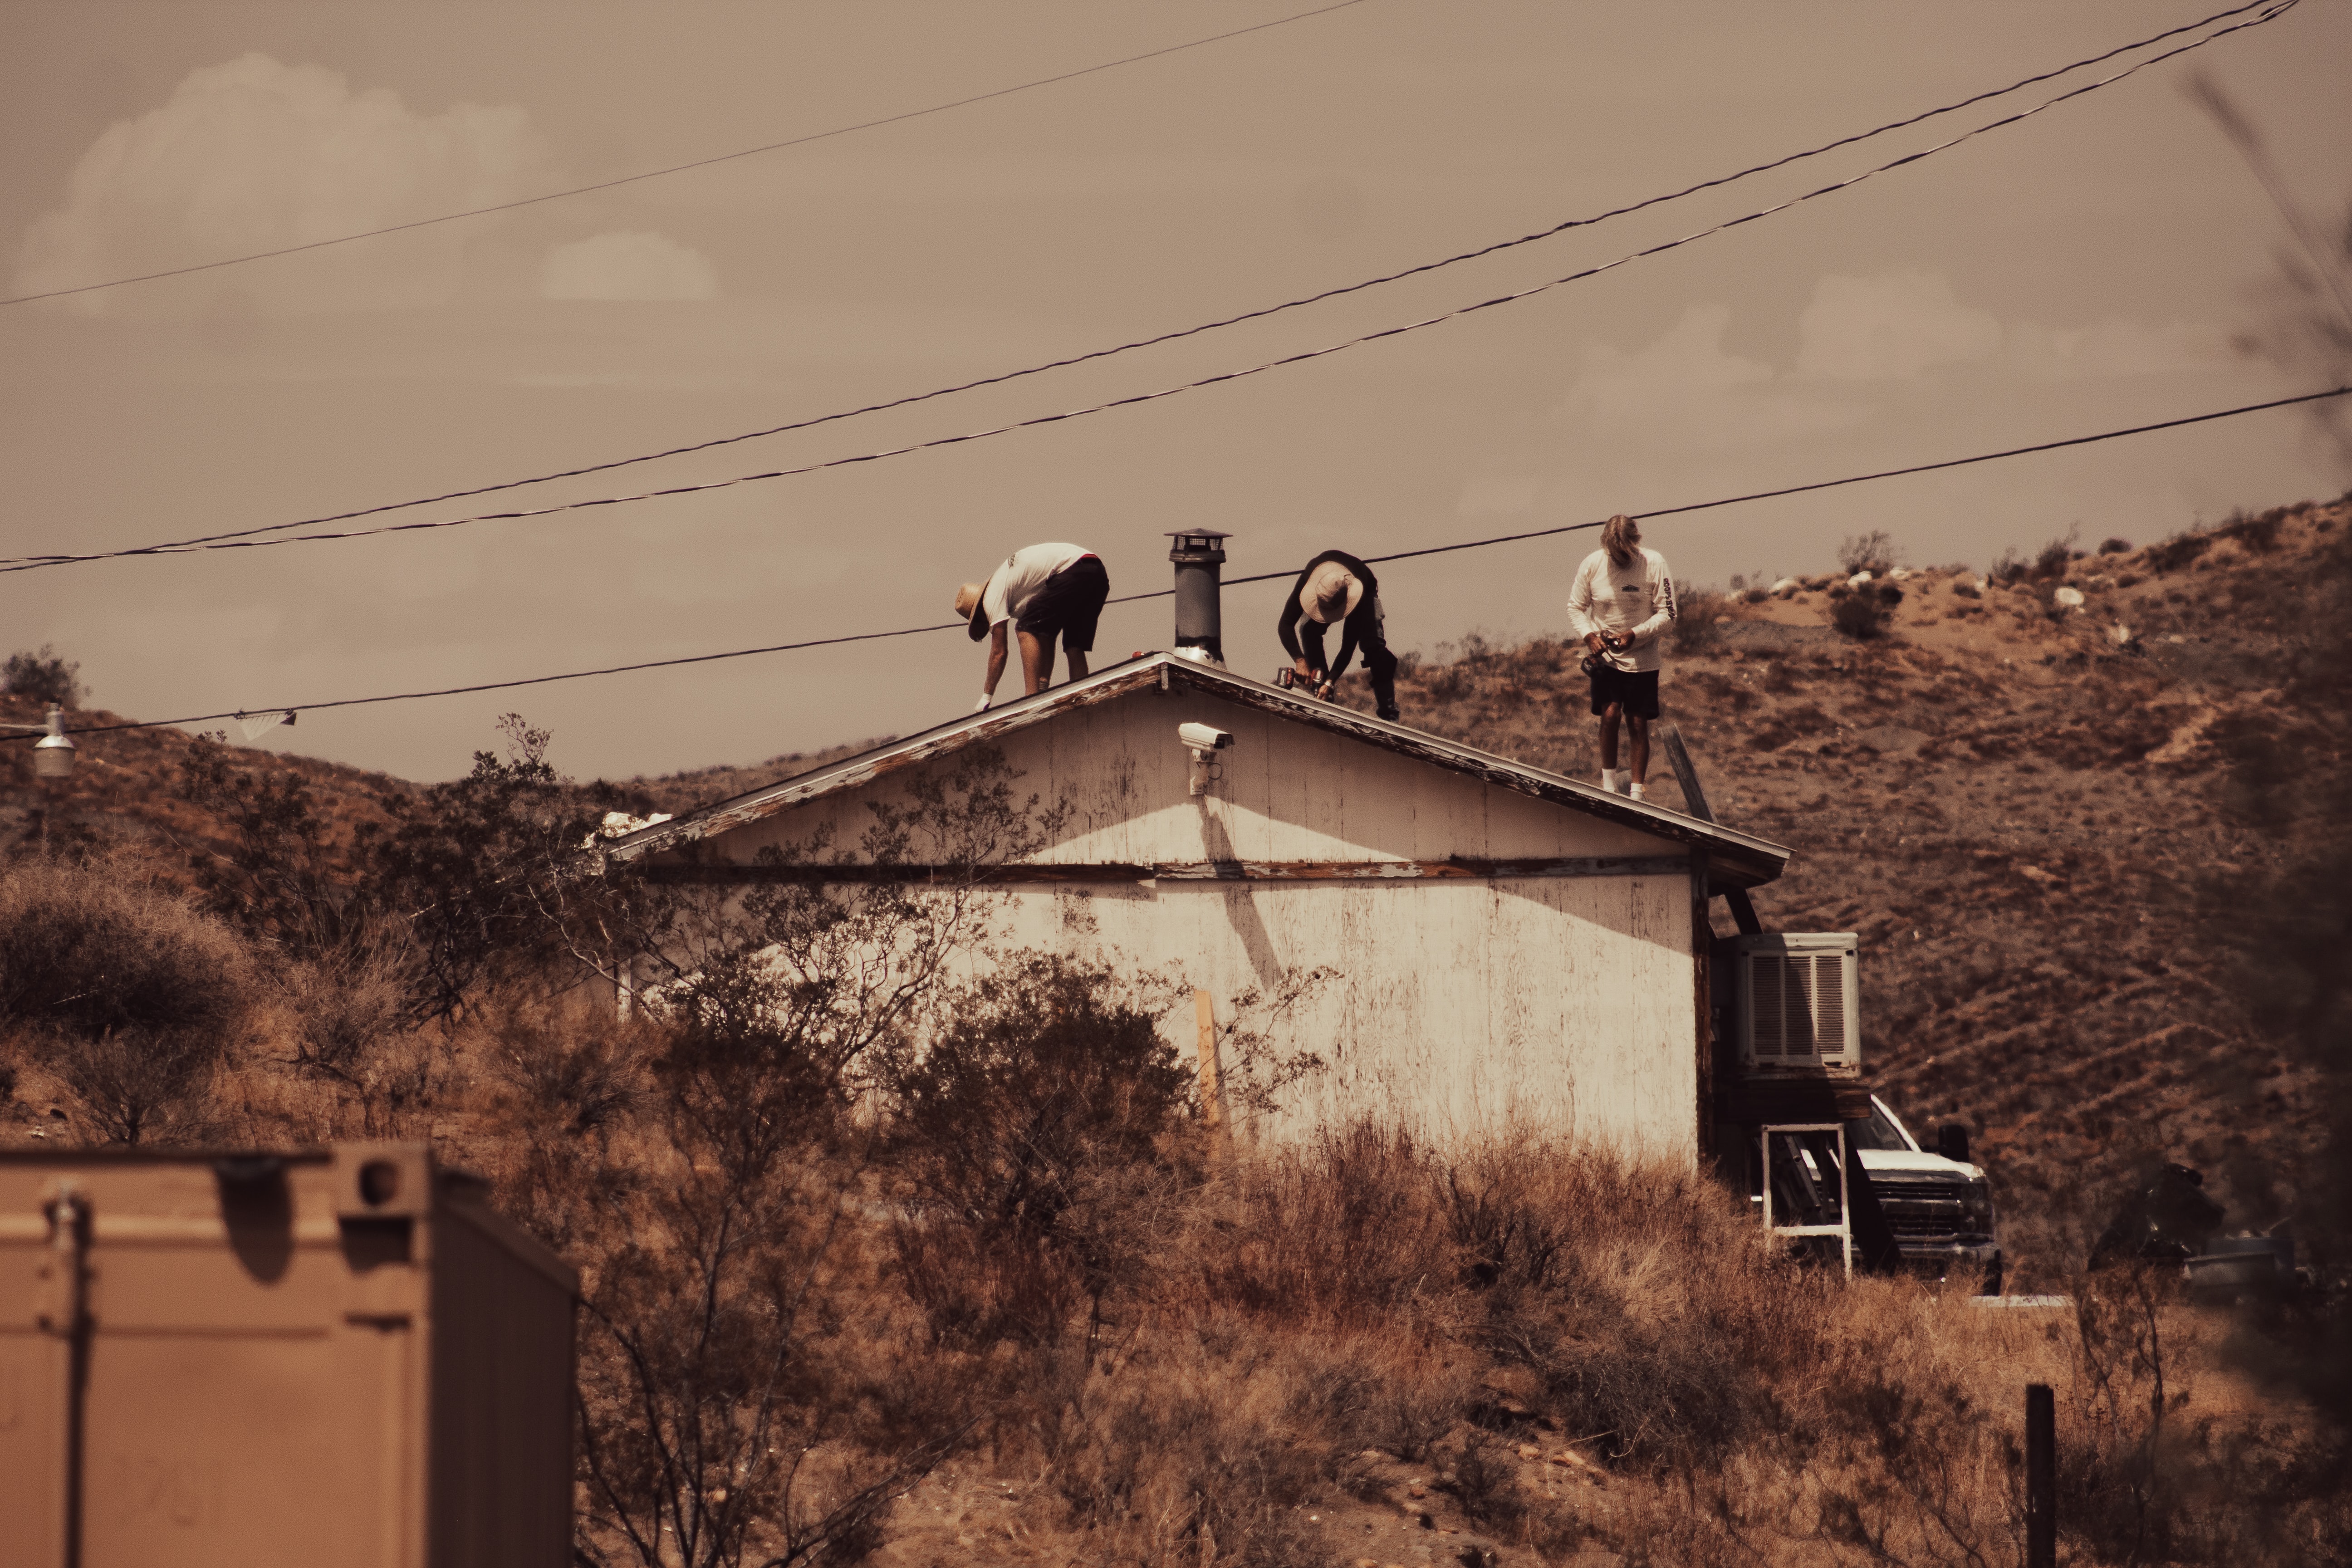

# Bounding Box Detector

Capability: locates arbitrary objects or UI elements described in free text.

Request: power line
[15,383,2345,746]
[3,0,2298,579]
[0,0,1373,309]
[0,0,2288,573]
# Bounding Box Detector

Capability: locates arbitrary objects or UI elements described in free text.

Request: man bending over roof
[1277,549,1401,721]
[1565,514,1676,800]
[956,543,1110,711]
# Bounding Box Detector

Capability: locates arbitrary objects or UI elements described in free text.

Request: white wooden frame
[1759,1122,1852,1278]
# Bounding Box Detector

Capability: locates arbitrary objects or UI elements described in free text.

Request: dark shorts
[1014,554,1109,654]
[1588,665,1660,720]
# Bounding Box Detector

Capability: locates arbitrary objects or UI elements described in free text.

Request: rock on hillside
[1359,497,2350,1281]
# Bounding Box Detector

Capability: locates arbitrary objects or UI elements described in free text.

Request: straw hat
[954,581,989,641]
[1299,563,1363,625]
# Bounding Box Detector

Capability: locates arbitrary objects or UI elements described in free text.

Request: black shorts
[1014,554,1109,654]
[1588,665,1660,720]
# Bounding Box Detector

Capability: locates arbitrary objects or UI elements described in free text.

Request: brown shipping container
[0,1142,576,1568]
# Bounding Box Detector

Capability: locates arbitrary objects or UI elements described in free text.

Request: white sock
[1628,781,1647,801]
[1601,768,1622,793]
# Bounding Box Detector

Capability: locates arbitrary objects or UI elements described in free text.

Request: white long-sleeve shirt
[1565,547,1676,672]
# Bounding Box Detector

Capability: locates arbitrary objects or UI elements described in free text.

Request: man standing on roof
[1566,514,1676,800]
[955,543,1111,711]
[1277,549,1401,721]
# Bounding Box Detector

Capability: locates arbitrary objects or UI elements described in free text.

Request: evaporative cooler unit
[1722,931,1861,1073]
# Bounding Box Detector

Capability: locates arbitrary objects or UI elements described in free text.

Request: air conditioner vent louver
[1726,934,1860,1072]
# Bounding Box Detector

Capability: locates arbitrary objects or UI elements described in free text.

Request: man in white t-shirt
[1564,514,1676,800]
[953,543,1111,710]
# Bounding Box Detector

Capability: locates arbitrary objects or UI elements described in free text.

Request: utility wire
[0,0,2292,573]
[1,0,2299,579]
[13,383,2345,746]
[0,0,1373,309]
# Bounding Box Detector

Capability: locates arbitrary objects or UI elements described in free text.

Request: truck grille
[1872,1179,1979,1240]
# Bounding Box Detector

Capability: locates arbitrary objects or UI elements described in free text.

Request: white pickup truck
[1847,1095,2003,1291]
[1752,1094,2003,1290]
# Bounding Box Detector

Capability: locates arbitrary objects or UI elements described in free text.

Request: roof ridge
[602,652,1790,887]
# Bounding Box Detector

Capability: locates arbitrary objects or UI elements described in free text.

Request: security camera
[1179,722,1234,750]
[1181,723,1233,797]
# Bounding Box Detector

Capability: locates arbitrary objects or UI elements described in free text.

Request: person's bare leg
[1598,705,1622,770]
[1019,630,1054,694]
[1627,713,1651,785]
[1066,649,1089,682]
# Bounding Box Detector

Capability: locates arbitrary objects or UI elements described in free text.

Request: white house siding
[990,873,1698,1163]
[648,682,1701,1165]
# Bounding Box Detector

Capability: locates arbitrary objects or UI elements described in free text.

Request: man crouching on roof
[1277,549,1401,720]
[956,543,1110,711]
[1566,514,1676,800]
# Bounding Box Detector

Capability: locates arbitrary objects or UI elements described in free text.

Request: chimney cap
[1166,529,1230,562]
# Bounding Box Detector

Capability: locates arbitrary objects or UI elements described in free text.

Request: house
[603,651,1791,1168]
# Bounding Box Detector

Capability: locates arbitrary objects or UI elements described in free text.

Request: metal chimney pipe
[1166,529,1230,665]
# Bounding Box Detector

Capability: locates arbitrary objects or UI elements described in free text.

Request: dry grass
[0,882,2343,1563]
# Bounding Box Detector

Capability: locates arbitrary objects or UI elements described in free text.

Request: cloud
[539,231,719,301]
[13,54,552,315]
[2005,318,2227,380]
[1559,304,1861,447]
[1564,305,1771,421]
[1795,270,2001,381]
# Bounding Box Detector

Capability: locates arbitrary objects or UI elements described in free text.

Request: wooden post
[1193,989,1223,1129]
[1659,722,1761,936]
[2026,1382,2055,1568]
[1690,844,1714,1169]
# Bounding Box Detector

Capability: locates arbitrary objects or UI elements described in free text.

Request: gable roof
[605,652,1792,890]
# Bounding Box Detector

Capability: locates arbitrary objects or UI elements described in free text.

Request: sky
[2,0,2347,784]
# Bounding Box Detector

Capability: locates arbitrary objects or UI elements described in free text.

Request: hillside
[625,736,895,817]
[1344,495,2350,1279]
[6,500,2345,1279]
[0,696,406,868]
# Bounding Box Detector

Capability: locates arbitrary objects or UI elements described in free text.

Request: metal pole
[2025,1382,2055,1568]
[48,1185,91,1568]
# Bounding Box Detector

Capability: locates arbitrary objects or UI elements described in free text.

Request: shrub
[1670,587,1728,654]
[1833,582,1902,640]
[0,862,251,1051]
[1,645,83,707]
[2146,532,2213,573]
[1838,529,1898,575]
[2034,525,2082,579]
[887,954,1193,1347]
[1989,547,2028,586]
[181,715,660,1028]
[2220,507,2286,553]
[0,861,255,1142]
[2099,536,2133,555]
